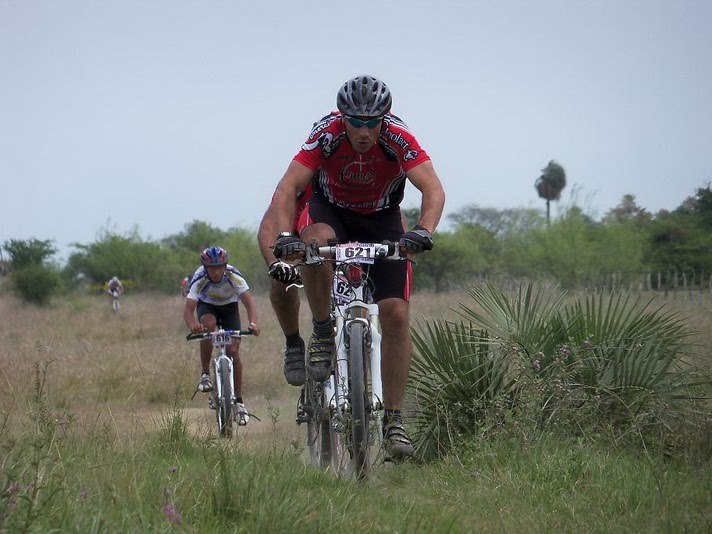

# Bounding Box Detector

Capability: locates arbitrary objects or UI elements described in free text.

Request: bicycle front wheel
[216,358,233,438]
[348,321,369,479]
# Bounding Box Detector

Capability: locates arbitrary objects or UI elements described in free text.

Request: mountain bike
[296,240,405,479]
[187,328,254,438]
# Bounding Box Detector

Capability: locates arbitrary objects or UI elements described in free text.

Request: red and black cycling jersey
[293,112,430,215]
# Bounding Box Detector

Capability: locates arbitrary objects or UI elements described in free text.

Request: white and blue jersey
[186,265,250,305]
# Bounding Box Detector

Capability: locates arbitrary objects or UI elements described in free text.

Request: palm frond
[409,318,517,458]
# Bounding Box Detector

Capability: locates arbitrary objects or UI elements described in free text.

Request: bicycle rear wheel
[306,379,332,468]
[216,358,233,438]
[348,321,369,479]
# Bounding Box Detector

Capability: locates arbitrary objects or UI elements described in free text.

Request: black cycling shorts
[299,196,412,302]
[196,301,241,330]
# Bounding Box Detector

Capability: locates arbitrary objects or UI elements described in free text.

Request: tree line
[415,184,712,292]
[2,184,710,305]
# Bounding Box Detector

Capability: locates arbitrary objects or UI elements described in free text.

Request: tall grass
[2,395,710,532]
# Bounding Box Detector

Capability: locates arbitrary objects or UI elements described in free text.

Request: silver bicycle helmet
[337,75,392,118]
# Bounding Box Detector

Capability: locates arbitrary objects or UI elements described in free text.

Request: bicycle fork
[325,302,384,419]
[213,352,237,407]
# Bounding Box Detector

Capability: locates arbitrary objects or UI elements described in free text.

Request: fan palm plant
[408,282,704,460]
[410,319,517,458]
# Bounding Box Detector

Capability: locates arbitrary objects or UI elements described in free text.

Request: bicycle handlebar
[305,240,405,265]
[186,328,255,341]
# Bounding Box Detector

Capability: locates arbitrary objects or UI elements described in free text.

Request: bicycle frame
[187,328,253,438]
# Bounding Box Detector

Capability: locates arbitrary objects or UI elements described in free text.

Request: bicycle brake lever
[380,240,397,257]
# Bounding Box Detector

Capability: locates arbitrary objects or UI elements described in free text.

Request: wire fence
[581,269,712,304]
[460,269,712,307]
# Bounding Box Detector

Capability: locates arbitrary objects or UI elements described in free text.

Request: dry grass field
[1,284,710,453]
[0,287,466,453]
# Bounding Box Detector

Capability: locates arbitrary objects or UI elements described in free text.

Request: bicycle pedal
[295,409,309,424]
[208,398,215,410]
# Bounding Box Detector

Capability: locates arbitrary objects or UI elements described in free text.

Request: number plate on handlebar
[213,333,232,345]
[335,243,376,264]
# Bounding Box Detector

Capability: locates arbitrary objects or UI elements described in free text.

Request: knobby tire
[348,321,369,478]
[306,380,332,468]
[216,358,233,438]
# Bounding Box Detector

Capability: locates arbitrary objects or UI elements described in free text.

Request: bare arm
[239,290,260,336]
[405,160,446,233]
[183,298,203,332]
[257,159,314,264]
[257,202,285,265]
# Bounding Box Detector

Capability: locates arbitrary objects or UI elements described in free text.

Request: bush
[11,265,63,306]
[409,282,710,461]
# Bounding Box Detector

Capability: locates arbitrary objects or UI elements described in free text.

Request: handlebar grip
[186,332,206,341]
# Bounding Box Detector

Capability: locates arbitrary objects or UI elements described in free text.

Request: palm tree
[535,160,567,223]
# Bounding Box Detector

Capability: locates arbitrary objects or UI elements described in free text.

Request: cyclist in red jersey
[262,75,445,460]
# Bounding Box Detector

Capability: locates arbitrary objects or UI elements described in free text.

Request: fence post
[683,271,688,301]
[663,271,668,298]
[674,268,678,299]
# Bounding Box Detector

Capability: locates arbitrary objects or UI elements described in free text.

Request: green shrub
[409,282,710,461]
[11,265,63,306]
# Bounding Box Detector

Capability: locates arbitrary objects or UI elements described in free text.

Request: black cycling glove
[399,225,434,253]
[268,261,301,284]
[273,231,306,259]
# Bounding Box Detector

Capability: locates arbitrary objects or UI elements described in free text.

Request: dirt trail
[67,391,306,451]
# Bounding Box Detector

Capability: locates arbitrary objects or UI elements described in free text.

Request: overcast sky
[2,0,711,262]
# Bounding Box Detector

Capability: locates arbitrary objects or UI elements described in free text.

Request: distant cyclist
[107,276,124,311]
[180,275,190,297]
[182,246,260,425]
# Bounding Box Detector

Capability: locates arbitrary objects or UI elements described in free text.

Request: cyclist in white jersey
[183,246,260,423]
[107,276,124,305]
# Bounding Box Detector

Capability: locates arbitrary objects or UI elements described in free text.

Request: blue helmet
[200,246,228,267]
